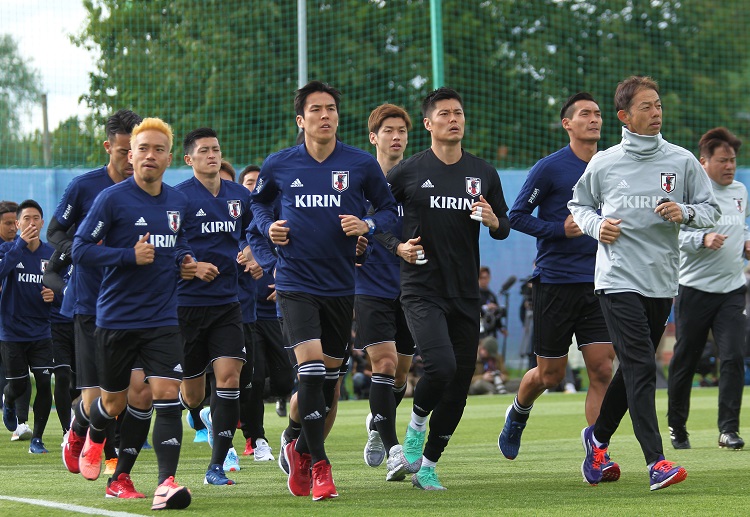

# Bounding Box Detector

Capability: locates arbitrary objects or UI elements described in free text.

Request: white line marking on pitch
[0,494,145,516]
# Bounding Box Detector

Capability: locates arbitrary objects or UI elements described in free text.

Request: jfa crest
[734,197,744,212]
[227,200,242,219]
[167,211,181,233]
[466,177,481,197]
[332,171,349,193]
[40,259,49,272]
[660,172,676,193]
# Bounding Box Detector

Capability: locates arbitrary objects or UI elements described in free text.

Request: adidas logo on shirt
[196,209,207,217]
[173,364,183,373]
[135,217,148,226]
[161,438,181,446]
[290,178,304,188]
[421,179,435,188]
[303,410,323,421]
[218,430,233,438]
[617,180,630,189]
[16,263,24,269]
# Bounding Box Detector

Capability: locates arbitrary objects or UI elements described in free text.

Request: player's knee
[372,356,397,376]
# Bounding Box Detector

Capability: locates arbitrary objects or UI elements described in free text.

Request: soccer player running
[569,75,720,491]
[236,164,290,462]
[0,199,33,442]
[0,200,56,454]
[174,128,251,486]
[251,80,397,501]
[501,93,619,480]
[72,118,196,510]
[355,104,419,480]
[668,127,749,451]
[387,87,510,490]
[50,110,154,486]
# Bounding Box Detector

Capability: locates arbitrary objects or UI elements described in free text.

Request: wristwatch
[363,217,376,235]
[686,206,695,223]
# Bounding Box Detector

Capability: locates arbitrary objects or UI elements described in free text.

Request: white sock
[409,411,428,432]
[421,457,437,468]
[592,432,607,448]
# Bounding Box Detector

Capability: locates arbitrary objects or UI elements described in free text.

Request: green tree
[0,34,42,166]
[72,0,750,169]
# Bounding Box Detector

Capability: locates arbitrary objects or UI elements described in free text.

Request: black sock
[210,388,240,466]
[370,373,398,453]
[511,396,533,423]
[190,407,205,431]
[104,420,118,460]
[152,399,182,485]
[393,382,407,408]
[284,416,301,443]
[73,399,89,437]
[113,405,152,478]
[31,369,53,440]
[295,361,326,464]
[53,368,73,433]
[88,398,115,443]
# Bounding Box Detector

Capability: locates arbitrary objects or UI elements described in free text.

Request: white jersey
[569,127,720,298]
[679,179,750,293]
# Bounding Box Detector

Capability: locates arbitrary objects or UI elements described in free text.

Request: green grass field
[0,387,748,516]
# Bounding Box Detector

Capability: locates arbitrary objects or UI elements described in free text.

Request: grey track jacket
[679,179,750,294]
[568,127,720,298]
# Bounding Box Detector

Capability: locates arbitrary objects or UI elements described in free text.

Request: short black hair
[421,87,463,119]
[699,127,742,159]
[560,92,597,120]
[105,109,142,141]
[239,164,260,185]
[614,75,659,113]
[183,127,218,156]
[294,81,341,117]
[16,199,43,219]
[0,200,19,216]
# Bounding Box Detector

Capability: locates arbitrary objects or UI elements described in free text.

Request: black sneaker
[669,426,691,449]
[275,398,287,417]
[718,432,745,450]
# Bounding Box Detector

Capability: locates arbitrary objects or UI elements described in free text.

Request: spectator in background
[469,337,508,395]
[478,266,503,339]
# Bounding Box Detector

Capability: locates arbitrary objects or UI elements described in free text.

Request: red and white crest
[228,200,242,219]
[735,198,744,212]
[466,177,481,197]
[40,259,49,273]
[167,211,181,233]
[332,171,349,193]
[660,172,676,194]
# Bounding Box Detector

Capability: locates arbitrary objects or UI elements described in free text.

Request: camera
[480,303,507,335]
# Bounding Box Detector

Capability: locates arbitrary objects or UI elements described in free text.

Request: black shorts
[277,291,352,361]
[0,339,54,379]
[51,322,75,371]
[354,294,415,356]
[532,281,610,358]
[179,303,246,379]
[75,314,99,389]
[95,326,183,393]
